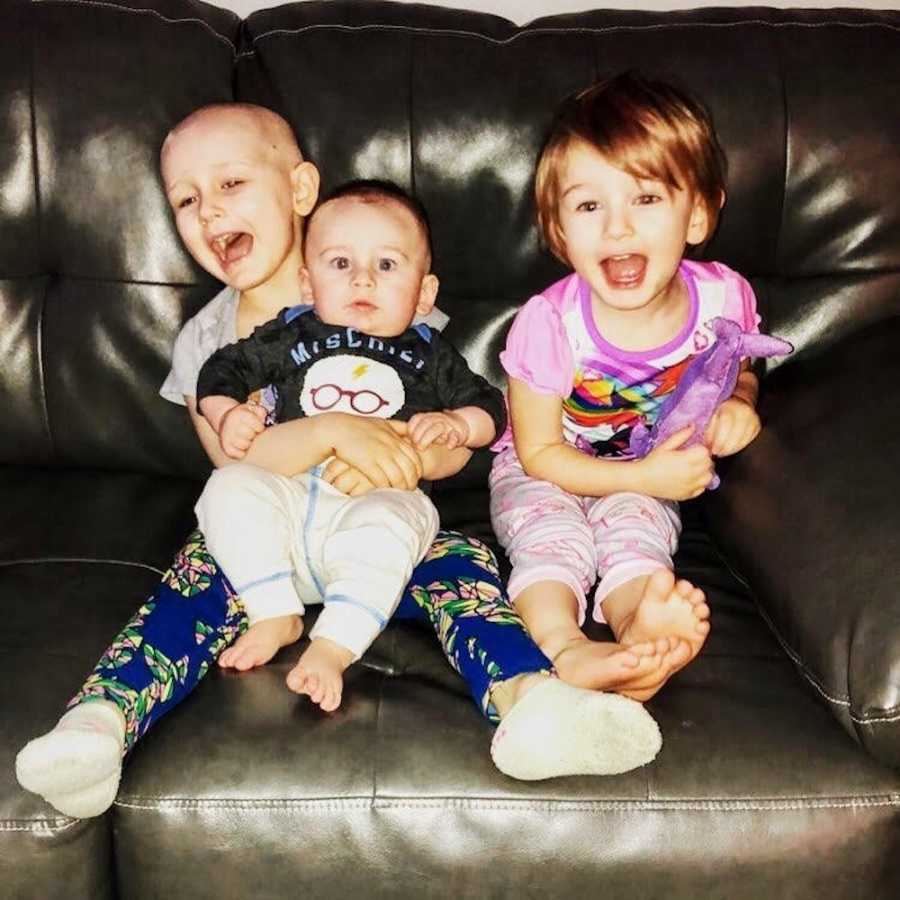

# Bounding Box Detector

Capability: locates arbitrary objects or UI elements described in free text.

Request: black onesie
[197,305,506,439]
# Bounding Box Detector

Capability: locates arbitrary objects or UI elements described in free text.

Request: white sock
[16,700,125,817]
[490,678,662,780]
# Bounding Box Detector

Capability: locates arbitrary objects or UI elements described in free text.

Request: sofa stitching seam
[247,19,900,51]
[749,600,900,724]
[0,557,166,575]
[0,819,80,832]
[34,0,239,55]
[111,796,900,812]
[702,542,900,725]
[31,6,900,62]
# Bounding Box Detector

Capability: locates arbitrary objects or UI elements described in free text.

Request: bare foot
[285,637,355,712]
[218,614,303,671]
[616,637,694,702]
[604,570,710,701]
[618,570,710,658]
[551,634,673,692]
[490,641,667,719]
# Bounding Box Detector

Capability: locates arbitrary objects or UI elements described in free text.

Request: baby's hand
[635,426,715,500]
[407,411,471,451]
[705,398,761,457]
[321,458,378,496]
[219,402,267,459]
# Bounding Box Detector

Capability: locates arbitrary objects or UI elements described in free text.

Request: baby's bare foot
[218,614,303,671]
[552,635,671,692]
[286,638,355,712]
[618,570,710,660]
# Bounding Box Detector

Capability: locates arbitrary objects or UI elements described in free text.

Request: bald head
[159,101,320,296]
[161,103,303,172]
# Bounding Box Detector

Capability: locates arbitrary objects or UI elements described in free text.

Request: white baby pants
[195,463,439,659]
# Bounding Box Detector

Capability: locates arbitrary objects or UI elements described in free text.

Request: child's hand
[634,426,715,500]
[219,402,267,459]
[407,411,471,451]
[320,458,378,496]
[704,398,761,457]
[325,414,423,490]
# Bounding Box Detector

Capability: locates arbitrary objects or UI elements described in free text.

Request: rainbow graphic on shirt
[563,356,692,456]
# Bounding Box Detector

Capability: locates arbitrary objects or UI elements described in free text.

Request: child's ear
[416,274,439,315]
[686,190,724,246]
[291,161,320,216]
[299,266,315,301]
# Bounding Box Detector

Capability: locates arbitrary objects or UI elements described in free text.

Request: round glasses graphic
[310,383,390,415]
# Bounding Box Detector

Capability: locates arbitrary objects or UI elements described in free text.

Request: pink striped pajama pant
[489,447,681,625]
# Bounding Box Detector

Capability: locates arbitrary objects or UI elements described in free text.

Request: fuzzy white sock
[37,770,122,819]
[16,701,125,817]
[490,679,662,780]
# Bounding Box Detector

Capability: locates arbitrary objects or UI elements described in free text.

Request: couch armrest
[704,319,900,768]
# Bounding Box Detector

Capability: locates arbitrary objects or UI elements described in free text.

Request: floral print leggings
[69,529,552,753]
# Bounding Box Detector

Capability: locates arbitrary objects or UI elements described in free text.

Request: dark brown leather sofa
[2,2,899,898]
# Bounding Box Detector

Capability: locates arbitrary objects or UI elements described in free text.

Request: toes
[617,664,667,696]
[286,667,307,693]
[627,639,661,657]
[234,648,259,671]
[632,651,664,676]
[672,581,706,606]
[321,684,342,712]
[668,639,693,666]
[658,635,678,653]
[306,673,322,703]
[647,568,676,600]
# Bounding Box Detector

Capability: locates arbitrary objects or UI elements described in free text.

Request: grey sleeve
[159,316,204,406]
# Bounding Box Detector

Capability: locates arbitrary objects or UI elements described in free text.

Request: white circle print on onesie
[299,354,406,420]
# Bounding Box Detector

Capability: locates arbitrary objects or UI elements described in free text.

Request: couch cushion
[3,473,899,898]
[707,318,900,767]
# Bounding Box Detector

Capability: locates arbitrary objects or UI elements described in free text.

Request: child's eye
[176,195,197,210]
[378,258,397,272]
[222,178,243,190]
[576,200,599,213]
[635,193,662,205]
[330,256,350,270]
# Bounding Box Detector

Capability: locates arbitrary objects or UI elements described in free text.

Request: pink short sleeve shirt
[496,259,760,458]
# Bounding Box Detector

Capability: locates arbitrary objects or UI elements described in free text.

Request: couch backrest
[2,0,898,476]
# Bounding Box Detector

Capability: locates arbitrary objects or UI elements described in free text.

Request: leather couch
[2,2,899,898]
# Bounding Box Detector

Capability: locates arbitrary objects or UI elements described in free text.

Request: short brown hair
[535,71,727,264]
[305,179,433,265]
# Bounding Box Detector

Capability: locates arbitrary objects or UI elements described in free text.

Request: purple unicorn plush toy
[629,317,793,490]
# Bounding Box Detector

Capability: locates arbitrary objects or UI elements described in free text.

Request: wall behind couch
[217,0,899,23]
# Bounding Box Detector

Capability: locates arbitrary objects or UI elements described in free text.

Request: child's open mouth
[210,232,252,267]
[601,253,646,289]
